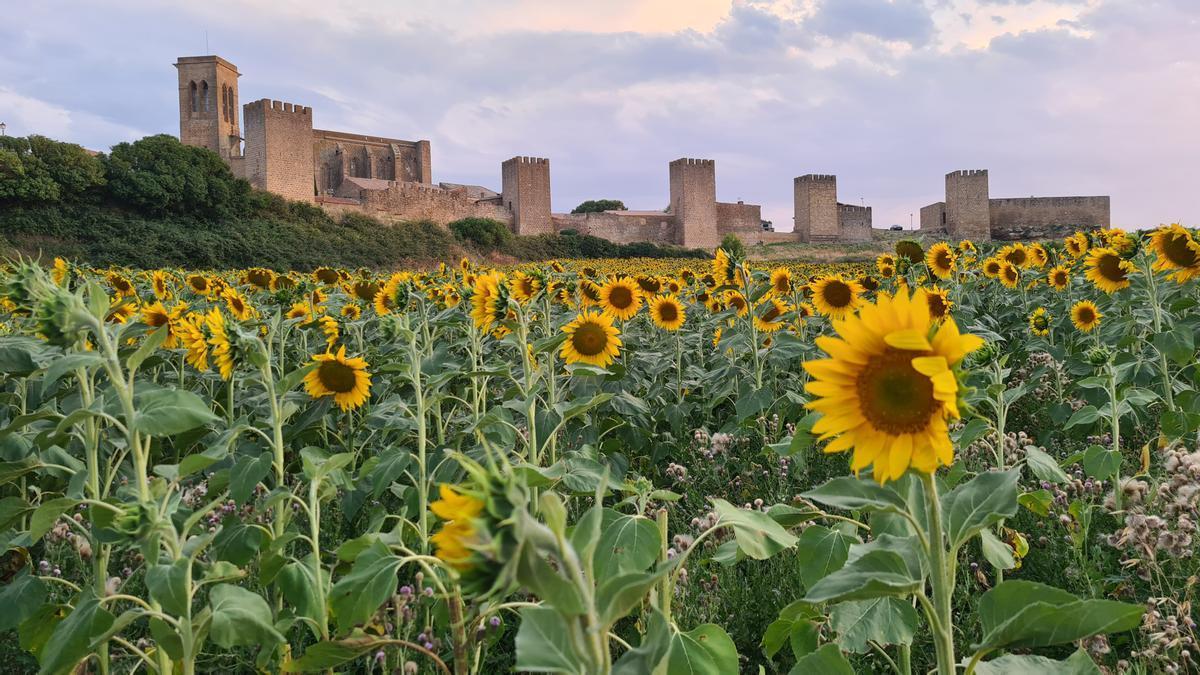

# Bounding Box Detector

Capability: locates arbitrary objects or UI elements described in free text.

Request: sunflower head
[895,240,924,265]
[649,295,686,331]
[803,287,984,483]
[925,243,956,279]
[1149,224,1200,283]
[924,288,952,321]
[244,268,275,290]
[470,272,509,332]
[770,268,793,295]
[560,310,622,368]
[876,254,897,274]
[1064,232,1089,258]
[1085,247,1137,293]
[982,257,1003,279]
[599,278,642,321]
[753,297,789,332]
[1028,307,1051,337]
[999,262,1020,289]
[313,267,342,285]
[303,345,372,411]
[1071,300,1103,332]
[510,271,542,303]
[811,274,865,319]
[1047,266,1070,290]
[724,290,749,317]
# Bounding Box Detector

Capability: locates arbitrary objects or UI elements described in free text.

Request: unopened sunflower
[303,345,372,411]
[1028,307,1051,337]
[803,288,983,483]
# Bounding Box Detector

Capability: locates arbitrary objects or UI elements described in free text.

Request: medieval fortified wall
[176,54,1109,248]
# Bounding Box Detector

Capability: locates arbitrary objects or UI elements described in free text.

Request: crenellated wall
[716,201,762,233]
[553,211,677,244]
[988,196,1109,239]
[335,180,513,225]
[242,99,314,203]
[669,158,720,249]
[837,203,872,242]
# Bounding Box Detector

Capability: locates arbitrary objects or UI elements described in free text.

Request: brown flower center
[822,281,852,308]
[657,302,679,323]
[608,285,634,310]
[1162,233,1199,268]
[572,322,608,356]
[856,348,941,435]
[1097,253,1127,282]
[318,360,358,393]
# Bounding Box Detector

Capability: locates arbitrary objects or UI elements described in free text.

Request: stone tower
[945,170,991,241]
[501,157,553,235]
[174,56,242,163]
[242,99,315,203]
[793,174,839,243]
[669,158,719,249]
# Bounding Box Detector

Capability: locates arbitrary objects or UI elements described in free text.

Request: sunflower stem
[919,471,956,675]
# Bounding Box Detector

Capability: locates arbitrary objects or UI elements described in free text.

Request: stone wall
[501,157,553,236]
[716,201,762,233]
[794,174,839,242]
[920,202,946,232]
[334,181,512,226]
[729,230,801,246]
[988,196,1109,240]
[837,204,872,242]
[945,170,991,241]
[552,211,677,244]
[242,99,314,203]
[313,130,430,195]
[669,159,719,249]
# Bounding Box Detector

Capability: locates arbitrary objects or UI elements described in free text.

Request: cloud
[807,0,936,46]
[0,0,1195,230]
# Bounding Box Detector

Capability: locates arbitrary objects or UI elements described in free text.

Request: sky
[1,0,1198,231]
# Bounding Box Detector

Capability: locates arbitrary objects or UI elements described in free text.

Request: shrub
[720,233,746,259]
[0,135,105,204]
[103,134,251,219]
[448,217,512,250]
[571,199,626,214]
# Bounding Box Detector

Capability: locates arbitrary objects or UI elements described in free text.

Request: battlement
[246,98,311,116]
[838,203,870,213]
[670,158,715,167]
[503,156,549,166]
[796,174,837,183]
[947,169,987,178]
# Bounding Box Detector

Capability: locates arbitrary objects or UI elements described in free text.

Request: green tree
[720,233,746,259]
[448,217,513,250]
[0,135,105,204]
[103,134,250,218]
[571,199,626,214]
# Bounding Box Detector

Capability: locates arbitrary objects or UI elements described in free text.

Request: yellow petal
[885,329,932,352]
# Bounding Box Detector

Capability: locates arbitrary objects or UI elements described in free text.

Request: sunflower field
[0,225,1198,674]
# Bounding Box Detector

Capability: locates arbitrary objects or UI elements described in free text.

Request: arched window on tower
[200,81,210,113]
[189,81,198,114]
[349,157,359,178]
[221,86,228,122]
[227,88,235,125]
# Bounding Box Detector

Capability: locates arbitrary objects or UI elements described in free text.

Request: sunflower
[803,288,983,483]
[923,287,952,321]
[341,303,362,320]
[958,240,976,254]
[107,272,136,298]
[878,263,896,279]
[313,267,341,285]
[1070,300,1103,332]
[319,315,340,348]
[1085,247,1137,293]
[350,280,382,304]
[206,308,237,381]
[770,268,793,296]
[151,270,172,299]
[303,345,372,411]
[270,274,297,291]
[895,240,924,264]
[712,248,737,285]
[1047,266,1070,291]
[470,272,508,332]
[1100,228,1134,254]
[106,298,136,324]
[176,313,210,371]
[811,275,864,319]
[222,287,255,321]
[649,295,686,331]
[374,274,412,316]
[287,302,314,324]
[981,257,1003,279]
[1028,307,1051,337]
[550,260,565,273]
[1149,224,1200,283]
[510,271,541,304]
[1027,243,1049,268]
[560,310,622,368]
[999,262,1020,289]
[430,484,485,570]
[876,254,897,275]
[244,268,275,290]
[925,243,956,279]
[753,298,788,332]
[578,279,601,307]
[858,275,879,292]
[51,258,70,286]
[724,290,749,317]
[998,243,1029,269]
[140,301,186,348]
[636,276,661,295]
[599,278,642,320]
[185,274,212,296]
[1064,232,1089,258]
